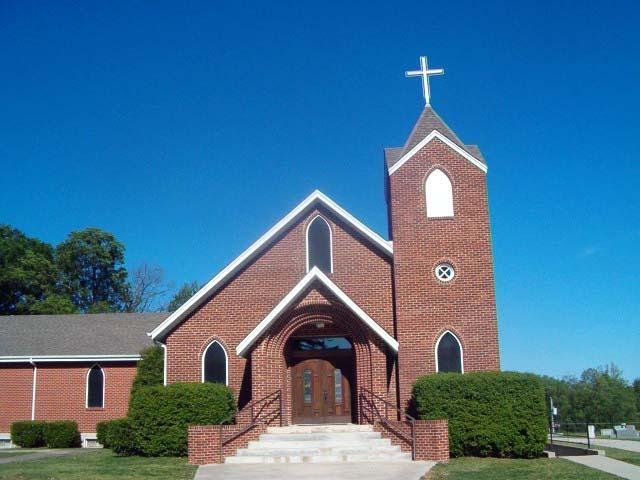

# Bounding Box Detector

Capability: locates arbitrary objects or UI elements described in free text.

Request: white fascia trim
[149,190,393,340]
[0,355,142,363]
[388,130,488,175]
[236,267,399,357]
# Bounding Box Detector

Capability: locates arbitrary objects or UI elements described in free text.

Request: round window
[435,263,455,282]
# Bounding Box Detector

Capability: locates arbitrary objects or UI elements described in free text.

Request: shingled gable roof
[385,106,488,174]
[0,313,166,361]
[149,190,393,341]
[236,267,399,357]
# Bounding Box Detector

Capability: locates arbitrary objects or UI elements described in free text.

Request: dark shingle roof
[0,312,168,357]
[385,106,486,170]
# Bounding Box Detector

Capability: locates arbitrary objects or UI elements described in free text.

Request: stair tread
[224,423,411,464]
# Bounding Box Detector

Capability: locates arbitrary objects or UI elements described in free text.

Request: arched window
[86,365,104,408]
[425,169,454,218]
[202,340,228,385]
[436,331,463,373]
[306,216,332,273]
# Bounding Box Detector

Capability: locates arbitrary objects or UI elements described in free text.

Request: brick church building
[0,58,500,454]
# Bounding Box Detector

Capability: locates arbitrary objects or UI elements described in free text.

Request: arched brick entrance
[249,300,390,425]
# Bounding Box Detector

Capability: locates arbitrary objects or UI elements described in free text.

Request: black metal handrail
[359,386,416,460]
[221,389,282,448]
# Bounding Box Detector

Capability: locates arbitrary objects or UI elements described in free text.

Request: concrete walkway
[195,461,436,480]
[0,448,91,464]
[559,437,640,453]
[565,455,640,480]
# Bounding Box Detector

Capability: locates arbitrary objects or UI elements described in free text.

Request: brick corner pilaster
[415,418,449,462]
[188,425,222,465]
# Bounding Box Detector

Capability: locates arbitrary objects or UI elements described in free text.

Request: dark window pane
[303,369,312,404]
[307,217,332,273]
[292,337,352,351]
[87,366,104,408]
[204,342,227,384]
[437,332,462,373]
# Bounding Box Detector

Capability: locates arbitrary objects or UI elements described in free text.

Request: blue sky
[1,1,638,381]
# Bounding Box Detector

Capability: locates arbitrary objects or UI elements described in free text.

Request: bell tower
[386,57,500,409]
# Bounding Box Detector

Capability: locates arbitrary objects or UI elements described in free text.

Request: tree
[123,264,170,312]
[131,346,164,392]
[30,294,78,314]
[0,225,56,314]
[633,379,640,417]
[166,281,199,312]
[55,228,128,313]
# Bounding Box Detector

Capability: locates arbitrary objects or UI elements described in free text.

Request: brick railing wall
[188,423,267,465]
[374,418,449,461]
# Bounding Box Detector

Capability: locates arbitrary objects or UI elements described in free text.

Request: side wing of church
[0,60,500,448]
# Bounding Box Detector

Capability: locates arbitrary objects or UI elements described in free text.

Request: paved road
[565,455,640,480]
[0,449,91,465]
[558,437,640,453]
[196,461,436,480]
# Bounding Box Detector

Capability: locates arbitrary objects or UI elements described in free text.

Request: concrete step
[224,452,412,464]
[258,432,382,442]
[247,438,392,449]
[266,424,374,434]
[224,423,412,464]
[237,446,402,456]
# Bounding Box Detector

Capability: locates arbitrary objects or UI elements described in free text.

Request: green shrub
[96,420,111,448]
[97,419,132,450]
[101,418,137,455]
[128,382,236,456]
[10,421,46,448]
[412,371,547,458]
[43,421,81,448]
[131,346,164,393]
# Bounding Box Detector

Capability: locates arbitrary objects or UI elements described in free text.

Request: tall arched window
[436,331,463,373]
[202,340,228,385]
[306,216,332,273]
[425,169,454,218]
[86,365,104,408]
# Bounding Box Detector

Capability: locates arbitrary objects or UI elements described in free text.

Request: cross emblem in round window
[435,263,455,282]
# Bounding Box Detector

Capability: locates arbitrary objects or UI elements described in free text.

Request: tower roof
[385,106,485,170]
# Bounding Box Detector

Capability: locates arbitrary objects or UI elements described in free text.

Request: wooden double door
[291,355,353,424]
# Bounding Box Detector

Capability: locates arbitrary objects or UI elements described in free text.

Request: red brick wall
[165,206,395,412]
[388,138,500,408]
[0,362,137,433]
[415,419,449,461]
[0,364,33,431]
[373,419,449,461]
[188,423,267,465]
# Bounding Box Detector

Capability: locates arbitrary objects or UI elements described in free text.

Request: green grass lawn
[0,449,197,480]
[426,457,621,479]
[0,451,33,457]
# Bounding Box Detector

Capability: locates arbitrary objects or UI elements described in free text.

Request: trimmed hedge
[128,382,236,456]
[97,418,137,455]
[10,421,46,448]
[43,421,81,448]
[131,346,164,393]
[412,372,547,458]
[96,420,112,448]
[11,420,80,448]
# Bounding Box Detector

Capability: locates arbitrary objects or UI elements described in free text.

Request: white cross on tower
[405,56,444,106]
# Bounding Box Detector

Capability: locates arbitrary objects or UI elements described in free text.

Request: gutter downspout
[29,358,37,420]
[159,342,167,386]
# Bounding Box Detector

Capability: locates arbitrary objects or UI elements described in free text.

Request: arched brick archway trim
[250,301,389,425]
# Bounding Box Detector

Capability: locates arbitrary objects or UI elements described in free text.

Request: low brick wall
[188,423,267,465]
[374,418,449,461]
